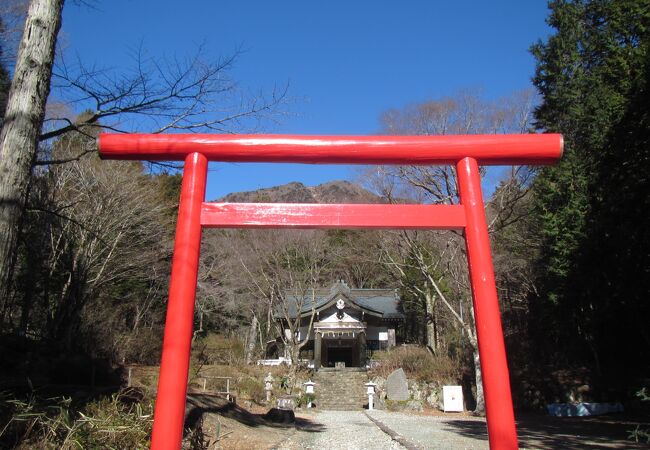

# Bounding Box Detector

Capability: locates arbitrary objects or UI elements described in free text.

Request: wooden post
[314,331,322,369]
[358,332,367,368]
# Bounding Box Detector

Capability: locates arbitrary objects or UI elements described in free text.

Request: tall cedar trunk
[0,0,64,302]
[245,313,258,364]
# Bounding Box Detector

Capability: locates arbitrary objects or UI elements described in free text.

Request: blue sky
[62,1,552,200]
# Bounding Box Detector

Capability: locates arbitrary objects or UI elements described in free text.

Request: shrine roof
[281,280,404,320]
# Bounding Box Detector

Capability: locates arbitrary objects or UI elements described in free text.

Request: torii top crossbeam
[98,133,562,450]
[99,133,563,165]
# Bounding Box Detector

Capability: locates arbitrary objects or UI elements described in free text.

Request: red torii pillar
[99,133,563,450]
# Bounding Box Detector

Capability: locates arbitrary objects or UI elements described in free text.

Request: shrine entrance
[99,133,562,450]
[316,329,366,368]
[325,345,353,367]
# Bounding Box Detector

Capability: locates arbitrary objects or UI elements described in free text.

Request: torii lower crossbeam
[98,133,563,450]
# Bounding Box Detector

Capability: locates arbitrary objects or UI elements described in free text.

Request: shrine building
[279,280,404,369]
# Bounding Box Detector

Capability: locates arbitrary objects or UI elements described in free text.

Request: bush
[296,392,316,408]
[0,388,154,449]
[236,377,266,404]
[192,333,246,366]
[629,388,650,444]
[370,345,460,383]
[119,328,164,365]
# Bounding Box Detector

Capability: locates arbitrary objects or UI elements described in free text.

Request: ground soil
[190,398,650,449]
[410,408,650,447]
[185,394,324,449]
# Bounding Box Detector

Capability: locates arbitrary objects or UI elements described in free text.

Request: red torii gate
[99,133,563,450]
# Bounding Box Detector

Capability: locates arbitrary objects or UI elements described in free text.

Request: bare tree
[376,89,537,206]
[40,45,288,149]
[193,232,245,339]
[366,89,538,413]
[236,230,328,389]
[489,184,541,335]
[380,229,486,411]
[324,230,391,289]
[15,124,170,351]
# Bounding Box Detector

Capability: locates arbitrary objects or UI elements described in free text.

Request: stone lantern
[303,380,316,408]
[365,382,378,410]
[264,373,274,402]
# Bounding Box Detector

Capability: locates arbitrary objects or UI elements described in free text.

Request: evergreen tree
[530,0,650,376]
[575,48,650,377]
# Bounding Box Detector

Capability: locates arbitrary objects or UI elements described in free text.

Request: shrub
[296,393,316,408]
[119,328,164,365]
[236,377,266,404]
[369,345,460,383]
[629,388,650,444]
[192,334,245,366]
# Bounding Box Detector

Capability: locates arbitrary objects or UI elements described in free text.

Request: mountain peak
[216,180,381,204]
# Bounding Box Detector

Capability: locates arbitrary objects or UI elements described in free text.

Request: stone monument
[385,368,409,401]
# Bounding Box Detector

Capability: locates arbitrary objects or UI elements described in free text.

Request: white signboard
[378,332,388,341]
[443,385,464,412]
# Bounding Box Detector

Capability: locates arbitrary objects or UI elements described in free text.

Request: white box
[443,385,464,412]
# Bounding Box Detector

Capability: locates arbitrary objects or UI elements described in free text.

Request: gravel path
[272,409,646,449]
[366,410,489,450]
[277,410,405,450]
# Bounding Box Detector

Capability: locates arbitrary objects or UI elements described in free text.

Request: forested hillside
[218,180,382,204]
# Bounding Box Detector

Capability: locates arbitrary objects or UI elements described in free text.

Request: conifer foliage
[530,0,650,378]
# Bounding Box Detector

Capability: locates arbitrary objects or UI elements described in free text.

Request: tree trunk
[425,292,437,353]
[0,0,64,302]
[245,313,258,364]
[465,306,486,414]
[314,331,322,369]
[472,348,486,414]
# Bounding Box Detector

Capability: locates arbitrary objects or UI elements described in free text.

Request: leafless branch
[37,45,289,157]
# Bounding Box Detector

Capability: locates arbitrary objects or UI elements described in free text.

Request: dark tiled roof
[354,294,403,318]
[282,280,403,319]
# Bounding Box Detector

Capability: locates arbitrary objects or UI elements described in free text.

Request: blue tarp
[546,402,624,417]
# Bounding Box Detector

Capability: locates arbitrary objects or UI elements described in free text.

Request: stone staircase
[313,368,368,410]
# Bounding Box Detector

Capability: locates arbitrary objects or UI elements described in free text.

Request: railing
[197,376,231,401]
[256,357,292,366]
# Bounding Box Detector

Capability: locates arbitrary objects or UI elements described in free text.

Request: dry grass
[0,388,154,449]
[369,345,461,383]
[193,334,246,366]
[127,333,291,404]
